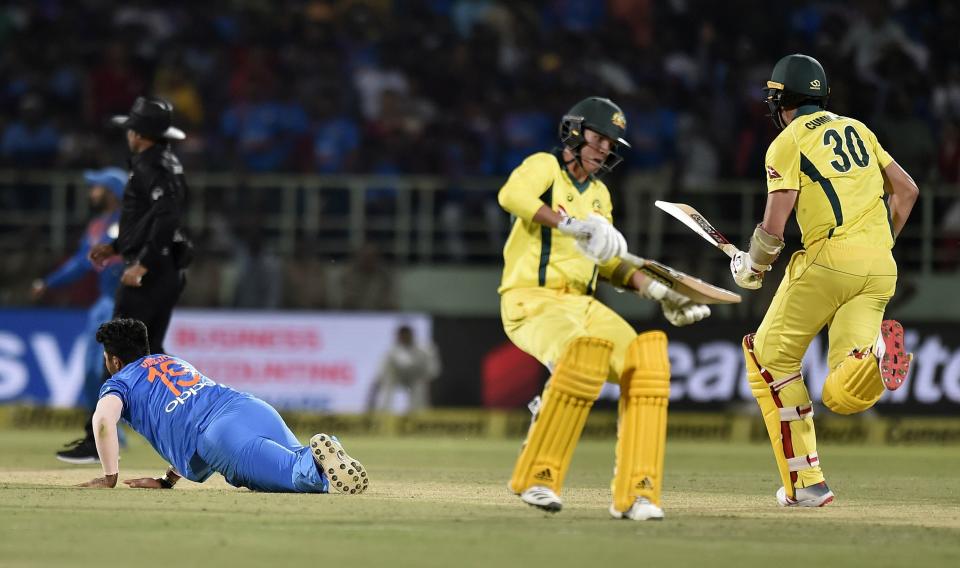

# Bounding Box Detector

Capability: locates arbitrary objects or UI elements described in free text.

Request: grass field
[2,429,959,568]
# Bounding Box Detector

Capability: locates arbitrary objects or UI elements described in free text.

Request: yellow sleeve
[764,133,801,193]
[859,121,894,169]
[497,153,556,221]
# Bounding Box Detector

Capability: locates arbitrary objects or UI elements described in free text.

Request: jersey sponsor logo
[164,377,214,413]
[592,199,602,211]
[766,165,782,180]
[810,79,822,90]
[611,112,626,129]
[151,187,164,200]
[566,193,574,202]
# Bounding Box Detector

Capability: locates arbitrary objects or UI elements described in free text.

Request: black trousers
[81,259,186,440]
[113,257,186,354]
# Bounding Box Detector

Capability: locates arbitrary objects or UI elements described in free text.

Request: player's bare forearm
[532,204,563,228]
[882,160,919,237]
[760,190,798,239]
[77,403,119,488]
[92,396,123,479]
[92,416,120,478]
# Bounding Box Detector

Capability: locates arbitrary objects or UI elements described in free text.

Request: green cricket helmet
[558,96,630,177]
[764,54,830,129]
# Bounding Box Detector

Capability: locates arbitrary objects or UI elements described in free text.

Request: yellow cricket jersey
[497,150,631,295]
[765,106,895,249]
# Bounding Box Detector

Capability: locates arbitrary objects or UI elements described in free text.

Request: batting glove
[558,213,627,264]
[642,279,711,327]
[730,250,769,290]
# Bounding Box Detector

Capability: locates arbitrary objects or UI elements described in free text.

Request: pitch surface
[1,430,958,567]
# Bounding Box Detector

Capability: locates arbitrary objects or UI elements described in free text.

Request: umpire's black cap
[110,96,186,140]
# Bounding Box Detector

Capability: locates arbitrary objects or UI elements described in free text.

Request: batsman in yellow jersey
[498,97,711,520]
[730,54,919,507]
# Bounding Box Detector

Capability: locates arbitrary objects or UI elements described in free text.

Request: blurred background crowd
[2,0,958,180]
[1,0,959,309]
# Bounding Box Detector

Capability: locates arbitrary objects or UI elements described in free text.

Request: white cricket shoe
[777,481,834,507]
[610,497,664,521]
[310,433,368,495]
[520,485,563,512]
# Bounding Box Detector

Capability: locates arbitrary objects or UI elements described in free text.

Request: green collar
[793,104,823,119]
[553,149,591,194]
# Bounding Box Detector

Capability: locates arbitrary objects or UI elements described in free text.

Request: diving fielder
[498,97,710,520]
[730,54,918,507]
[77,318,367,495]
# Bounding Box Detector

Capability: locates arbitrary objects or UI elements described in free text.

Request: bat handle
[719,243,741,259]
[619,252,646,267]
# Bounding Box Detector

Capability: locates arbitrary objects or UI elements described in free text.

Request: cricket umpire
[89,96,192,355]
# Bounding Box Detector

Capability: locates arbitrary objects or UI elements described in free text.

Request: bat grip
[619,252,646,267]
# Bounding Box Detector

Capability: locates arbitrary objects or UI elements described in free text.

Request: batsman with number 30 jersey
[730,54,919,507]
[498,97,710,520]
[77,318,367,495]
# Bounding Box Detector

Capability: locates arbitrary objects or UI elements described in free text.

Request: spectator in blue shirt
[221,83,309,172]
[1,94,61,168]
[312,95,362,174]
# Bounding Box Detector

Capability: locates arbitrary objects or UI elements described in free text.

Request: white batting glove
[557,215,591,239]
[730,250,769,290]
[642,279,711,327]
[559,213,627,264]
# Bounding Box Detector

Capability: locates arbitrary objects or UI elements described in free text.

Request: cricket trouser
[197,396,328,493]
[500,288,638,380]
[748,238,896,493]
[113,256,185,355]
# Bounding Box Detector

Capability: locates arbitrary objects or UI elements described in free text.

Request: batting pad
[509,337,611,495]
[822,351,884,415]
[743,334,823,499]
[612,331,670,512]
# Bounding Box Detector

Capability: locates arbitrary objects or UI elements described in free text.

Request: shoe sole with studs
[880,320,911,391]
[310,433,368,495]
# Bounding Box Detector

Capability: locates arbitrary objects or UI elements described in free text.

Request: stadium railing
[0,170,956,274]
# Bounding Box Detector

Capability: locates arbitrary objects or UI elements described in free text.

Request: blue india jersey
[99,355,248,481]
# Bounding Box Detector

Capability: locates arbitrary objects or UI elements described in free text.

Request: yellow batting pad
[612,331,670,512]
[509,337,612,494]
[743,334,823,500]
[822,351,884,415]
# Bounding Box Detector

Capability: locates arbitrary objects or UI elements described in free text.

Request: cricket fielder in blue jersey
[35,167,127,463]
[77,319,368,494]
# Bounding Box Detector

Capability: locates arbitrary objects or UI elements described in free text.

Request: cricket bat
[620,253,741,305]
[654,200,740,259]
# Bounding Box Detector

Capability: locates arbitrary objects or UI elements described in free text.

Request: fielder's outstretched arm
[78,395,123,488]
[882,159,920,238]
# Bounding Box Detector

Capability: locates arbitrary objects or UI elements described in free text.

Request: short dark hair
[96,319,150,365]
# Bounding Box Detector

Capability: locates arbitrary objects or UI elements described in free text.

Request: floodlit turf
[1,429,959,568]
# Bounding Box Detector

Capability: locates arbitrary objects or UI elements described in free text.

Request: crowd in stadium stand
[1,0,958,186]
[2,0,960,308]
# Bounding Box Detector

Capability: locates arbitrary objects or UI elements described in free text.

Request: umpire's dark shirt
[114,143,188,269]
